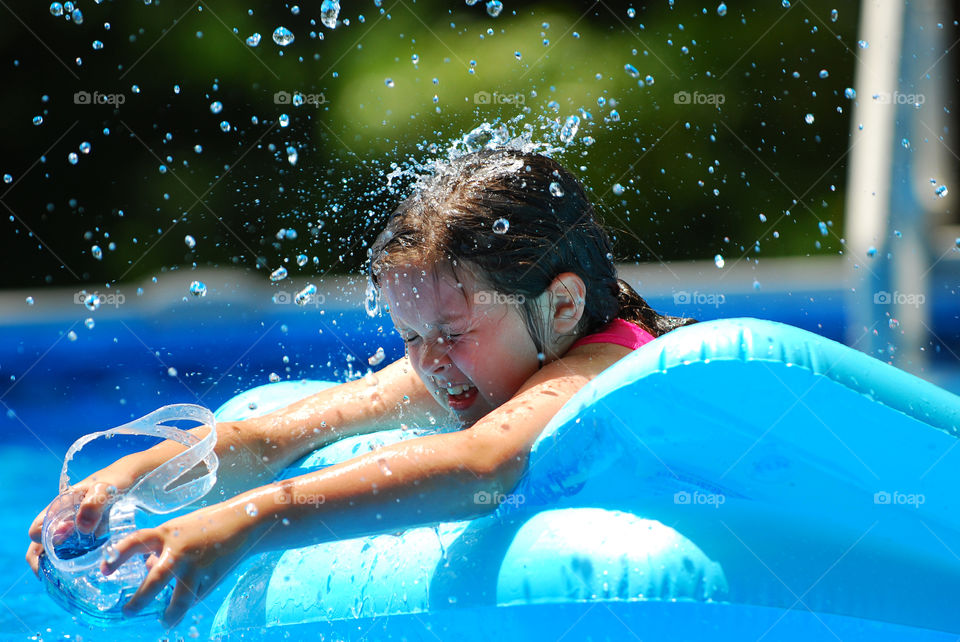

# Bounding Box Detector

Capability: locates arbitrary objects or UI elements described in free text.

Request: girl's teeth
[446,384,471,395]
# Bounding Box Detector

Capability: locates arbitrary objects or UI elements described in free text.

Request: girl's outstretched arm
[102,349,615,626]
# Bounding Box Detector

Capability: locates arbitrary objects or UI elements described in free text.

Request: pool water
[3,282,959,641]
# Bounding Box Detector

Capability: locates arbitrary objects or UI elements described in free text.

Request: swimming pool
[4,261,960,640]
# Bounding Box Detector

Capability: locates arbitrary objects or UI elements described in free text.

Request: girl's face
[381,264,542,427]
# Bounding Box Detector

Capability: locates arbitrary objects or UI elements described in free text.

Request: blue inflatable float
[209,318,960,641]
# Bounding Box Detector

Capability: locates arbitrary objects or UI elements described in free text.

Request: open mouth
[443,384,479,411]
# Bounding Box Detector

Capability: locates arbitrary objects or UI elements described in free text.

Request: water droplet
[71,8,82,23]
[818,221,828,236]
[184,234,196,249]
[104,544,119,564]
[714,254,725,268]
[244,502,258,517]
[91,245,103,260]
[50,2,63,16]
[819,69,828,79]
[268,372,281,383]
[492,217,510,233]
[91,40,103,50]
[889,318,900,329]
[270,266,288,282]
[936,184,948,198]
[486,0,503,17]
[286,145,298,165]
[3,174,11,184]
[68,152,79,165]
[83,293,100,311]
[612,183,625,196]
[296,254,308,266]
[32,115,43,126]
[717,3,727,16]
[189,280,207,297]
[549,182,564,197]
[210,101,223,114]
[246,32,261,47]
[385,78,395,88]
[272,26,295,46]
[219,120,231,132]
[844,87,856,99]
[901,138,910,149]
[627,7,636,17]
[368,347,386,366]
[167,366,178,377]
[858,40,868,49]
[67,330,78,341]
[559,115,580,144]
[782,0,790,7]
[84,317,95,330]
[321,0,340,29]
[623,63,640,79]
[279,113,290,127]
[866,246,877,257]
[759,213,767,222]
[378,458,393,476]
[411,54,419,65]
[830,9,838,22]
[295,284,317,305]
[365,280,379,317]
[25,296,34,305]
[804,113,815,124]
[644,74,655,85]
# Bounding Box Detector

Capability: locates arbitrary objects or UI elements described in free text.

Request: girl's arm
[248,355,447,475]
[104,352,610,625]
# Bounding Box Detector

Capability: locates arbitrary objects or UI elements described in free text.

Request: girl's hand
[101,504,253,628]
[26,461,139,576]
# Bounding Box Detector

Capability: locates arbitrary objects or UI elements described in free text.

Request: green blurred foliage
[0,0,860,289]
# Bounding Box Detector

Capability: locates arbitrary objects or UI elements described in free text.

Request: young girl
[26,148,694,627]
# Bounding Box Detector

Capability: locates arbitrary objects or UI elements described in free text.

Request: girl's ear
[545,272,586,336]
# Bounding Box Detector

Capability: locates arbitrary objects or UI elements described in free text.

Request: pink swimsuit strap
[569,318,656,351]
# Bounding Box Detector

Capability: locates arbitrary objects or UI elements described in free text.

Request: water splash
[272,26,295,46]
[321,0,340,29]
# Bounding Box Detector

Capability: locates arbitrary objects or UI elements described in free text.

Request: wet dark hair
[369,148,696,357]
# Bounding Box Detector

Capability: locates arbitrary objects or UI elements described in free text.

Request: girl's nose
[420,339,452,374]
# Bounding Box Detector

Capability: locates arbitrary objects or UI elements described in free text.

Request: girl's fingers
[162,574,198,628]
[25,541,43,576]
[122,548,176,615]
[28,510,47,541]
[76,483,116,534]
[100,529,163,577]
